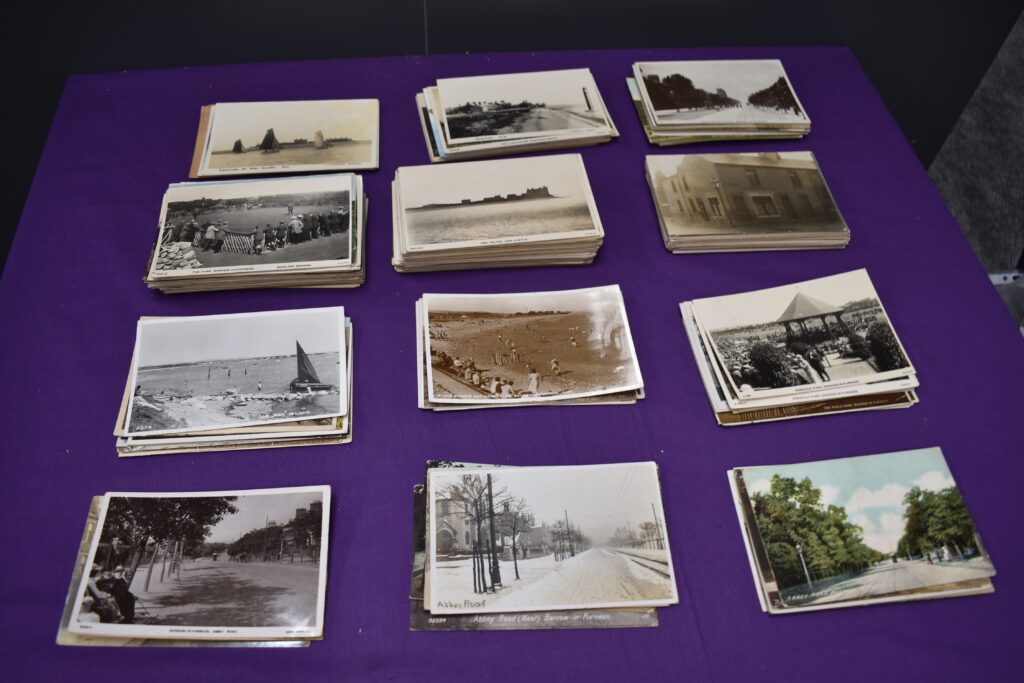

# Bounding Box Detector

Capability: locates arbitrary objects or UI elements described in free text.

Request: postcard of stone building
[436,69,613,144]
[426,462,678,614]
[125,307,347,437]
[729,448,995,613]
[421,286,643,405]
[68,486,331,640]
[396,154,602,252]
[192,100,379,177]
[634,60,808,127]
[646,152,848,238]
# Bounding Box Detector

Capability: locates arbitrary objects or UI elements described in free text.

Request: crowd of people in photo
[161,206,349,255]
[722,337,846,389]
[432,350,552,398]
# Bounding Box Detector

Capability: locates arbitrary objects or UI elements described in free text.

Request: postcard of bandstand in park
[689,269,918,409]
[66,486,331,641]
[192,99,379,177]
[419,285,644,406]
[729,448,995,613]
[426,462,679,615]
[147,174,360,281]
[124,307,348,438]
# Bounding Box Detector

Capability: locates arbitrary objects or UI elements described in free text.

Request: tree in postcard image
[866,322,908,372]
[896,486,979,560]
[643,73,740,111]
[750,476,884,590]
[98,496,239,581]
[495,497,534,580]
[437,474,510,594]
[746,77,803,116]
[226,502,323,563]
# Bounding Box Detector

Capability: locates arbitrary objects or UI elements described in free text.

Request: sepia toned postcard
[124,307,347,437]
[729,447,995,613]
[67,486,331,640]
[192,99,379,177]
[426,462,678,615]
[634,60,808,128]
[421,286,643,405]
[396,154,602,252]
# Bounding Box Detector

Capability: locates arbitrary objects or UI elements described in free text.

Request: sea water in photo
[406,196,593,246]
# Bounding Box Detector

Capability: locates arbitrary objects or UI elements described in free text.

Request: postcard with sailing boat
[191,100,379,177]
[124,307,348,436]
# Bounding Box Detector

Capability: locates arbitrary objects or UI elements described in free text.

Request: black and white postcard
[422,286,643,404]
[691,270,914,399]
[646,152,847,238]
[730,448,995,612]
[396,154,602,252]
[427,462,678,614]
[194,100,379,176]
[125,307,347,437]
[634,60,808,127]
[437,69,612,144]
[68,486,330,640]
[149,175,355,279]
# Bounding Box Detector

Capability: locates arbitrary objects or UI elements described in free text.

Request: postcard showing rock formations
[196,100,379,176]
[427,462,678,614]
[437,69,611,144]
[635,60,808,126]
[422,285,643,404]
[125,307,347,437]
[397,154,601,251]
[731,448,995,612]
[68,486,330,640]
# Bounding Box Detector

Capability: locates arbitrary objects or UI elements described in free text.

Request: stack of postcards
[114,307,353,457]
[144,174,366,293]
[729,447,996,614]
[392,154,604,272]
[416,285,645,411]
[645,152,850,253]
[58,486,331,647]
[416,68,618,162]
[680,270,919,426]
[628,60,810,145]
[412,461,678,630]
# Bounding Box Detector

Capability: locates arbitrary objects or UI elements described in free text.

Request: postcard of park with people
[148,174,357,280]
[691,269,916,400]
[426,462,678,614]
[194,99,379,176]
[436,69,613,144]
[68,485,331,640]
[421,285,644,405]
[634,59,809,127]
[125,307,347,437]
[396,154,603,252]
[730,448,995,613]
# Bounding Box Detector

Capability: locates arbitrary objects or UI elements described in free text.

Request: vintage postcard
[125,307,347,437]
[646,152,847,237]
[194,99,378,176]
[149,175,355,279]
[691,270,914,399]
[422,285,643,404]
[437,69,611,144]
[730,448,995,612]
[68,486,330,640]
[426,462,678,614]
[634,60,808,127]
[396,154,602,251]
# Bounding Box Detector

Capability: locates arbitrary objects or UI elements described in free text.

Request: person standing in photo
[214,223,226,253]
[527,366,540,394]
[202,223,217,251]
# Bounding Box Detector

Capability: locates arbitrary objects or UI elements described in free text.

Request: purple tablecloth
[1,46,1021,680]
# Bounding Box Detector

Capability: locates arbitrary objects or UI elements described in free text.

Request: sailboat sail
[295,341,322,384]
[260,128,281,151]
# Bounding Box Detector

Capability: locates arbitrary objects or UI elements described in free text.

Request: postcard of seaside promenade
[125,307,346,437]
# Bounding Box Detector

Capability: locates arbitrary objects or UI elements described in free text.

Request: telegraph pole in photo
[564,510,575,557]
[487,474,502,588]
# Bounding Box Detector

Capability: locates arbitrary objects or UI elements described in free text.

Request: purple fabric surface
[1,46,1022,681]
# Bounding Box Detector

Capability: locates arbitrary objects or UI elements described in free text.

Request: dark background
[5,0,1022,274]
